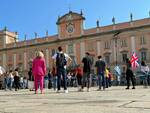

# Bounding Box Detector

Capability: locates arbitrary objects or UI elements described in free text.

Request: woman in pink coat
[32,51,46,94]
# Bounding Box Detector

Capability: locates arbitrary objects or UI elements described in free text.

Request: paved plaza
[0,86,150,113]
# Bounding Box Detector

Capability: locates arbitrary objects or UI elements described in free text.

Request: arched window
[51,49,57,56]
[68,44,74,54]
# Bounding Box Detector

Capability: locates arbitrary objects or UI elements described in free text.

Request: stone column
[96,41,101,56]
[3,53,6,69]
[80,42,85,60]
[13,53,16,69]
[46,49,49,68]
[24,52,27,70]
[3,33,7,48]
[113,40,116,64]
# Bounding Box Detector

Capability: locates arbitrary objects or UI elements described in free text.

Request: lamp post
[113,31,121,66]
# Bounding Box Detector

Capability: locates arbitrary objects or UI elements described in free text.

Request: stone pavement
[0,86,150,113]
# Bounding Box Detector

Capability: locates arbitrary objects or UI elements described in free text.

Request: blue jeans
[82,72,91,89]
[53,76,57,90]
[9,78,14,90]
[57,68,67,90]
[98,72,105,90]
[4,77,9,90]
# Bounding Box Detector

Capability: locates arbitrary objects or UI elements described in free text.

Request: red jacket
[75,67,83,76]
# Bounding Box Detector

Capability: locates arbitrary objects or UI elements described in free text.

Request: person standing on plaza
[51,67,57,91]
[28,68,33,81]
[13,68,20,91]
[47,70,52,89]
[52,46,72,93]
[141,61,149,88]
[82,52,92,92]
[75,64,83,91]
[125,58,135,89]
[4,71,9,91]
[95,56,106,91]
[28,68,34,91]
[108,68,113,87]
[8,70,14,91]
[32,51,46,94]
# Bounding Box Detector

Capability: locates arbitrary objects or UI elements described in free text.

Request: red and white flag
[130,52,139,68]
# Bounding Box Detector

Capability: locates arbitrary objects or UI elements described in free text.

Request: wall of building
[0,12,150,76]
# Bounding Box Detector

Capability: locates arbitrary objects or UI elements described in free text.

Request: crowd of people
[0,46,150,94]
[1,69,28,91]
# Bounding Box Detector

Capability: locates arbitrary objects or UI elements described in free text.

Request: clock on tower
[56,11,85,39]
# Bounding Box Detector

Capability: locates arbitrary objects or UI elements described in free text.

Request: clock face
[66,23,74,34]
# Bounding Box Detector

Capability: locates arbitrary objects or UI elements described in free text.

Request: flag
[114,65,121,76]
[130,52,139,68]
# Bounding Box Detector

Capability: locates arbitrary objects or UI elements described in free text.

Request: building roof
[56,11,85,25]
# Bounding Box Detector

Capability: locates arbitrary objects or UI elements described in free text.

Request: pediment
[56,11,85,25]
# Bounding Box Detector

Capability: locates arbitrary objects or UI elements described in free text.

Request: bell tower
[56,11,85,39]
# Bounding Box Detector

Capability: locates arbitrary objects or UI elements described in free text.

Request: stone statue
[96,20,99,27]
[130,13,133,21]
[112,16,115,24]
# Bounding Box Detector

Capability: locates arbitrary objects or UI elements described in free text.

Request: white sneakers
[56,89,68,93]
[64,90,68,93]
[87,88,90,92]
[78,88,84,92]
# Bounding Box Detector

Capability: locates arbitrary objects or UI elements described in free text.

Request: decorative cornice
[1,23,150,52]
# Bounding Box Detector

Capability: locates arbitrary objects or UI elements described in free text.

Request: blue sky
[0,0,150,40]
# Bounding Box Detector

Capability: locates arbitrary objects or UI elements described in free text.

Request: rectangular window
[8,56,13,62]
[140,36,146,45]
[122,53,127,62]
[87,41,94,51]
[18,54,22,61]
[68,44,74,54]
[141,51,147,61]
[105,55,110,64]
[120,40,127,47]
[104,41,110,49]
[123,40,127,47]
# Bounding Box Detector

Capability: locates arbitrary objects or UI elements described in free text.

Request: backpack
[56,53,67,68]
